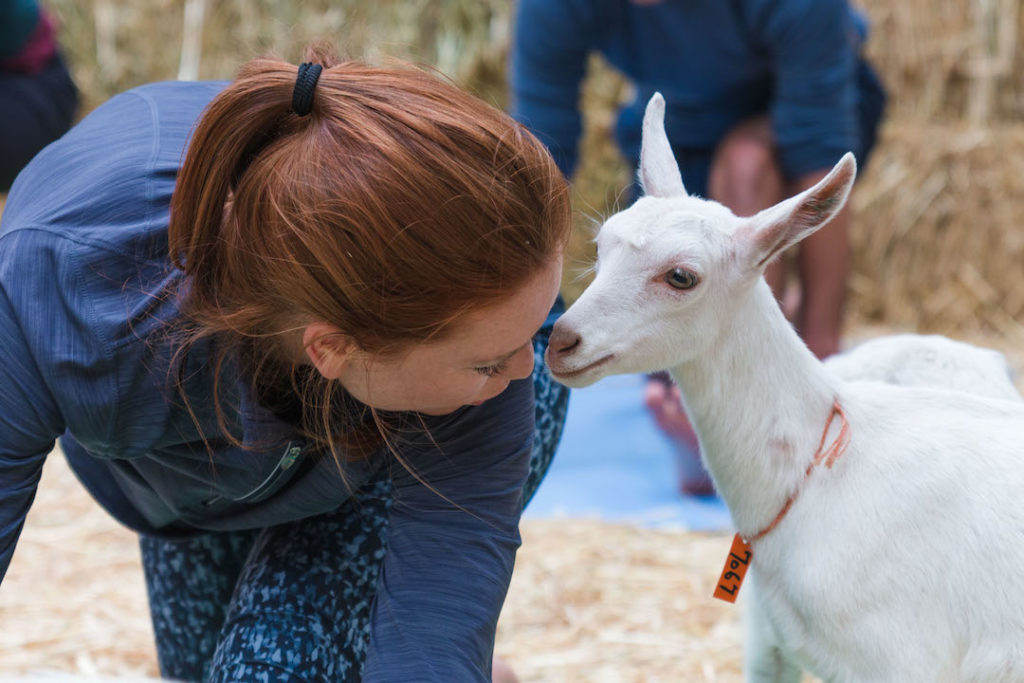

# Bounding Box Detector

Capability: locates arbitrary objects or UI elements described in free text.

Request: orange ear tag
[713,533,752,603]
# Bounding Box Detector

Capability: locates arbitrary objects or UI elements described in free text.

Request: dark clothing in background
[509,0,886,195]
[1,1,78,190]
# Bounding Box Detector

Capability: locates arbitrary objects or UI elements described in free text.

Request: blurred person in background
[0,43,570,682]
[1,0,77,191]
[509,0,885,494]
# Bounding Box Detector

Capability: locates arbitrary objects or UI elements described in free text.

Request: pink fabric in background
[1,10,56,75]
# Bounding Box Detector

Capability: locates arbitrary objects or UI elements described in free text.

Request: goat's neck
[669,280,840,538]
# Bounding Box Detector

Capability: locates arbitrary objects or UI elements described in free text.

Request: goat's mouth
[548,354,615,384]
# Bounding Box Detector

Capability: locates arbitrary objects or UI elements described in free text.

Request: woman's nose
[507,343,536,380]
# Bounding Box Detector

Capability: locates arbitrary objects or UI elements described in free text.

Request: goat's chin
[550,369,604,388]
[547,353,615,388]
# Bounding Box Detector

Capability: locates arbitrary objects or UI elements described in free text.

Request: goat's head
[546,93,857,387]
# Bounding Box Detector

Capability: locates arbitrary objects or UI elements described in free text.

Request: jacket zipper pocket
[200,442,305,508]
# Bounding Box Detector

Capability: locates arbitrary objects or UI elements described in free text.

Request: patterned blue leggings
[140,319,569,682]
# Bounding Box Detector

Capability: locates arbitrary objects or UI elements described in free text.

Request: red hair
[168,45,571,459]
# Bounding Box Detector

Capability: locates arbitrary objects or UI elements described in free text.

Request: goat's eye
[665,268,699,290]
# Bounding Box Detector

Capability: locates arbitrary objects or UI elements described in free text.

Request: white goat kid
[825,333,1020,401]
[546,93,1024,682]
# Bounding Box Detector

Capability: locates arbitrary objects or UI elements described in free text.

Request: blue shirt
[510,0,868,181]
[0,80,535,681]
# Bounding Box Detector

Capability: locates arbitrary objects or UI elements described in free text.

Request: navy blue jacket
[0,80,535,681]
[510,0,871,181]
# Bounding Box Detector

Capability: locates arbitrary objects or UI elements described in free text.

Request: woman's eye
[475,360,510,377]
[665,268,699,290]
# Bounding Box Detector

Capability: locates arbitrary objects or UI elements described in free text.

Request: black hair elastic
[292,62,323,117]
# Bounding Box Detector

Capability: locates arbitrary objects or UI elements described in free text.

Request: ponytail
[170,44,341,294]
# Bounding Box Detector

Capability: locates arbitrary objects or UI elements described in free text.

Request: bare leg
[708,117,788,302]
[790,172,851,359]
[708,121,850,358]
[644,373,712,496]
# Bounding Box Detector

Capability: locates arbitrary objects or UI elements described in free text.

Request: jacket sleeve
[0,283,63,583]
[361,376,536,681]
[509,0,605,178]
[754,0,862,178]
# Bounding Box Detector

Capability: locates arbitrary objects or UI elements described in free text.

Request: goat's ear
[738,152,856,270]
[639,93,687,198]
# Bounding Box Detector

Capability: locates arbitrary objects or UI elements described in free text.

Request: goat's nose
[547,328,581,358]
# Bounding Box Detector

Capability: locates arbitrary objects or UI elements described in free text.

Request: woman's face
[313,256,564,415]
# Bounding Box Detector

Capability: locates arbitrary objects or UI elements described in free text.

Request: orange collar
[746,398,851,543]
[713,398,851,603]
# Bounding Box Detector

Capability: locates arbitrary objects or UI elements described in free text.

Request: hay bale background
[0,451,157,676]
[45,0,513,114]
[849,121,1024,339]
[496,521,746,682]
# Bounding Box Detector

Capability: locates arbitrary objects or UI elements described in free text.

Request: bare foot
[644,373,715,496]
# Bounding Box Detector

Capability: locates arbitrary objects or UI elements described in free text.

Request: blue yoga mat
[525,373,732,531]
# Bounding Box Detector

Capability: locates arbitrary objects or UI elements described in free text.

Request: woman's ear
[302,322,355,380]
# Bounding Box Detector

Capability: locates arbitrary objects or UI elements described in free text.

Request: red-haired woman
[0,45,571,681]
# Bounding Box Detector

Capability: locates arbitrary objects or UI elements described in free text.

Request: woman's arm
[361,376,536,681]
[0,284,63,583]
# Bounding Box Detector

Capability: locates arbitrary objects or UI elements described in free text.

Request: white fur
[546,93,1024,682]
[825,334,1019,401]
[749,334,1022,680]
